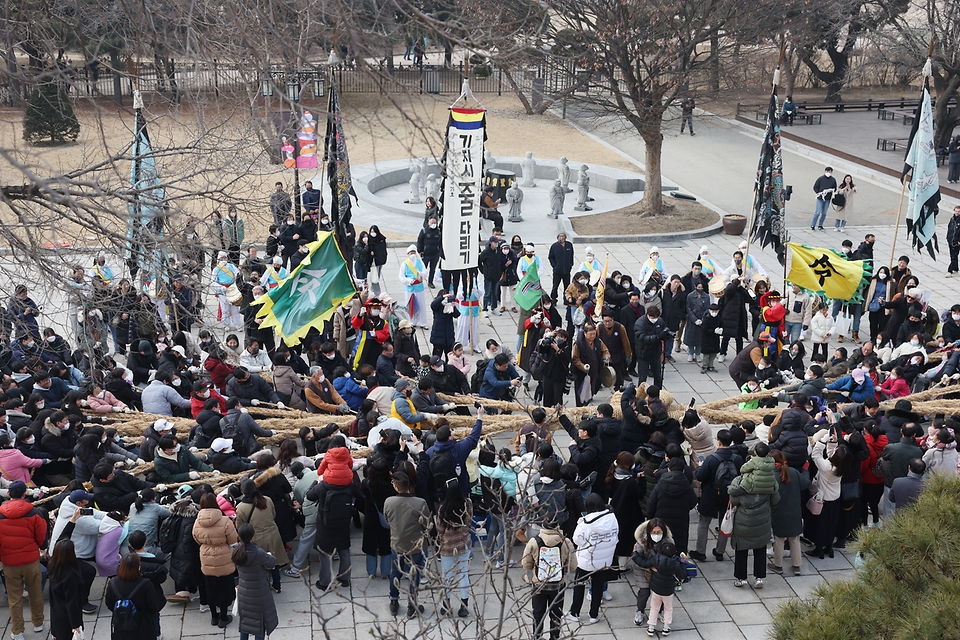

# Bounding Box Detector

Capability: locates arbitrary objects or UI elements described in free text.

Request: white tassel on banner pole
[772,68,781,88]
[922,57,932,78]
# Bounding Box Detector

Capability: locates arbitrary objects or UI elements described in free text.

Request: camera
[80,507,93,516]
[783,185,793,201]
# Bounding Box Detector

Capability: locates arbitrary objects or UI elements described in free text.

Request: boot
[852,331,861,344]
[458,598,469,618]
[440,598,451,617]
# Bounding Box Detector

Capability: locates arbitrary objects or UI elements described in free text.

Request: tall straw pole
[743,44,786,281]
[888,181,908,268]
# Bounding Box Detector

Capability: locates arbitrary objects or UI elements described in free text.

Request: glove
[188,366,200,375]
[80,399,88,407]
[803,325,809,331]
[125,459,137,468]
[27,488,40,498]
[155,484,167,492]
[41,459,51,465]
[443,403,457,412]
[714,328,723,335]
[123,408,132,413]
[113,406,123,412]
[189,447,199,453]
[424,413,438,421]
[695,319,702,326]
[276,401,286,409]
[136,458,145,466]
[40,486,49,494]
[212,470,221,477]
[188,471,200,480]
[338,404,351,414]
[251,399,260,406]
[240,407,249,414]
[114,460,125,468]
[583,364,590,371]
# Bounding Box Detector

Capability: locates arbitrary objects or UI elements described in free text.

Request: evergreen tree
[22,80,80,145]
[773,475,960,639]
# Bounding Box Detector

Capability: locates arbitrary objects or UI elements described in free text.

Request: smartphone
[80,508,93,516]
[689,397,696,408]
[828,402,838,412]
[474,401,482,409]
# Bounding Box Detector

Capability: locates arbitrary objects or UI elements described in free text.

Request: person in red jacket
[759,290,786,356]
[859,422,888,528]
[203,345,236,394]
[0,480,48,639]
[317,441,356,486]
[190,380,227,419]
[879,366,910,400]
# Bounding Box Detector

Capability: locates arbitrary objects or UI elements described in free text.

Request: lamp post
[286,77,301,103]
[313,75,325,98]
[260,76,274,96]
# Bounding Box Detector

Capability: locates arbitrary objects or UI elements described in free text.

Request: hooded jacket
[736,455,779,495]
[728,475,780,550]
[192,507,238,576]
[208,449,256,475]
[92,469,152,513]
[572,508,619,571]
[0,498,47,566]
[95,514,125,576]
[40,418,76,477]
[770,408,811,469]
[52,498,105,559]
[0,446,43,485]
[521,528,577,588]
[559,414,603,481]
[317,446,355,486]
[154,446,212,483]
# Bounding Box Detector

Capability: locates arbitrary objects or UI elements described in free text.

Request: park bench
[877,137,909,151]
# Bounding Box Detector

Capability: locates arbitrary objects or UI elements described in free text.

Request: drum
[225,283,243,306]
[709,276,726,297]
[599,364,616,388]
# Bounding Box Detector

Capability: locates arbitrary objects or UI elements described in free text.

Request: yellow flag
[786,243,868,302]
[594,255,609,312]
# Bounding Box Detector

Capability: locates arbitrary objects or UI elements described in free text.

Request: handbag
[840,481,860,501]
[806,492,824,515]
[719,502,736,536]
[835,311,852,338]
[832,192,846,208]
[71,629,84,640]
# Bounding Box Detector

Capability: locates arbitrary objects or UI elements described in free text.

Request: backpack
[429,448,459,489]
[470,359,489,394]
[221,412,241,440]
[157,513,182,554]
[713,458,738,494]
[320,485,355,529]
[528,348,547,382]
[110,579,147,632]
[534,535,563,583]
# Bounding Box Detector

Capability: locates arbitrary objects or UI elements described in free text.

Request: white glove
[80,399,88,407]
[123,408,132,413]
[276,401,286,409]
[443,403,457,412]
[715,328,723,335]
[251,399,260,406]
[424,413,438,421]
[583,364,590,371]
[155,484,167,492]
[212,470,221,476]
[188,471,200,480]
[695,319,702,326]
[125,459,137,468]
[112,406,123,412]
[27,488,40,498]
[189,447,199,453]
[136,458,145,466]
[188,366,200,375]
[40,486,49,494]
[443,305,455,314]
[240,407,249,414]
[114,460,125,468]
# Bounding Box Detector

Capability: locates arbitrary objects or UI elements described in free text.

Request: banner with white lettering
[441,108,485,270]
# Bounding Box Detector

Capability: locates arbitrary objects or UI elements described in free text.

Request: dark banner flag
[324,81,357,255]
[126,89,167,287]
[902,69,941,259]
[750,87,787,265]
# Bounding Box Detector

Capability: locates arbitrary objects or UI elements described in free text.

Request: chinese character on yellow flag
[786,243,869,302]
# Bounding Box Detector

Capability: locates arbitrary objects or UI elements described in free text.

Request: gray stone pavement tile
[694,621,748,640]
[713,581,763,605]
[750,574,794,599]
[740,623,774,640]
[684,600,733,624]
[725,602,772,626]
[784,574,828,599]
[675,578,721,603]
[762,597,795,616]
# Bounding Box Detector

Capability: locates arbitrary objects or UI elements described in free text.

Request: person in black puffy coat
[430,291,461,358]
[367,225,388,296]
[619,385,650,453]
[646,458,698,553]
[769,396,813,470]
[691,430,743,561]
[167,497,202,600]
[417,220,443,288]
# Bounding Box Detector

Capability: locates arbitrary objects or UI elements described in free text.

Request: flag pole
[743,44,786,279]
[888,180,908,268]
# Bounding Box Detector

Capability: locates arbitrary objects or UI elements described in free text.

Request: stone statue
[520,151,537,188]
[484,149,497,171]
[417,157,429,194]
[425,174,439,201]
[406,165,422,204]
[558,156,573,193]
[506,181,524,222]
[575,164,592,211]
[549,180,565,218]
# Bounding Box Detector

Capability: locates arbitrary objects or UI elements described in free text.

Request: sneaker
[712,549,725,561]
[565,612,580,623]
[406,603,424,617]
[283,567,301,577]
[687,354,694,362]
[603,590,613,601]
[634,611,646,626]
[717,354,725,363]
[32,626,44,634]
[675,583,682,591]
[662,627,671,636]
[753,578,764,589]
[585,617,600,625]
[218,615,233,629]
[689,550,707,562]
[734,579,747,588]
[647,627,656,637]
[189,592,200,601]
[199,604,210,613]
[665,356,676,364]
[12,633,24,640]
[82,603,98,615]
[768,562,783,574]
[792,565,802,575]
[390,600,400,616]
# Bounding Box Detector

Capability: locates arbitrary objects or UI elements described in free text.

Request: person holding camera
[572,323,611,406]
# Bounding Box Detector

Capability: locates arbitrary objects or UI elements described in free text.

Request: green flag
[515,261,542,311]
[255,231,357,345]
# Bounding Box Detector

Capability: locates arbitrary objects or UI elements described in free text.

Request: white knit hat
[649,246,660,255]
[525,244,536,253]
[585,246,595,256]
[406,244,418,254]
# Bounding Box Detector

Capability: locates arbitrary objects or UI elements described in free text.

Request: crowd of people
[1,197,959,640]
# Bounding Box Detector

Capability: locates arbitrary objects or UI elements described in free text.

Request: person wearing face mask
[12,333,43,366]
[153,435,214,483]
[270,352,307,411]
[783,283,813,345]
[430,290,461,358]
[638,247,667,288]
[225,367,281,407]
[619,291,645,376]
[683,281,710,364]
[364,225,388,296]
[810,166,837,231]
[238,339,271,373]
[318,212,333,232]
[399,246,430,327]
[350,300,390,371]
[498,242,520,314]
[40,328,73,366]
[7,285,41,342]
[223,206,245,265]
[332,366,369,412]
[479,236,506,317]
[680,261,710,296]
[547,233,575,304]
[776,341,806,378]
[825,366,876,404]
[304,369,351,415]
[353,231,374,286]
[141,371,193,417]
[416,217,442,289]
[38,411,77,486]
[696,247,722,279]
[698,303,723,373]
[210,251,243,330]
[15,426,50,462]
[630,518,674,627]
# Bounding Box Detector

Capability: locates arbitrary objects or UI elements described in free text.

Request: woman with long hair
[769,449,810,575]
[607,451,645,565]
[192,492,238,628]
[865,266,893,342]
[435,478,473,617]
[834,175,856,231]
[48,540,84,640]
[73,432,107,483]
[249,452,298,545]
[807,425,849,559]
[630,518,673,627]
[367,225,388,296]
[106,553,166,640]
[232,523,279,640]
[235,480,286,593]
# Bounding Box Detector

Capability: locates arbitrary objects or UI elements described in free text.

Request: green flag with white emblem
[514,261,542,311]
[255,231,357,345]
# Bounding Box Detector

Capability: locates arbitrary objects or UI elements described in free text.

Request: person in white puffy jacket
[567,493,619,623]
[809,305,834,361]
